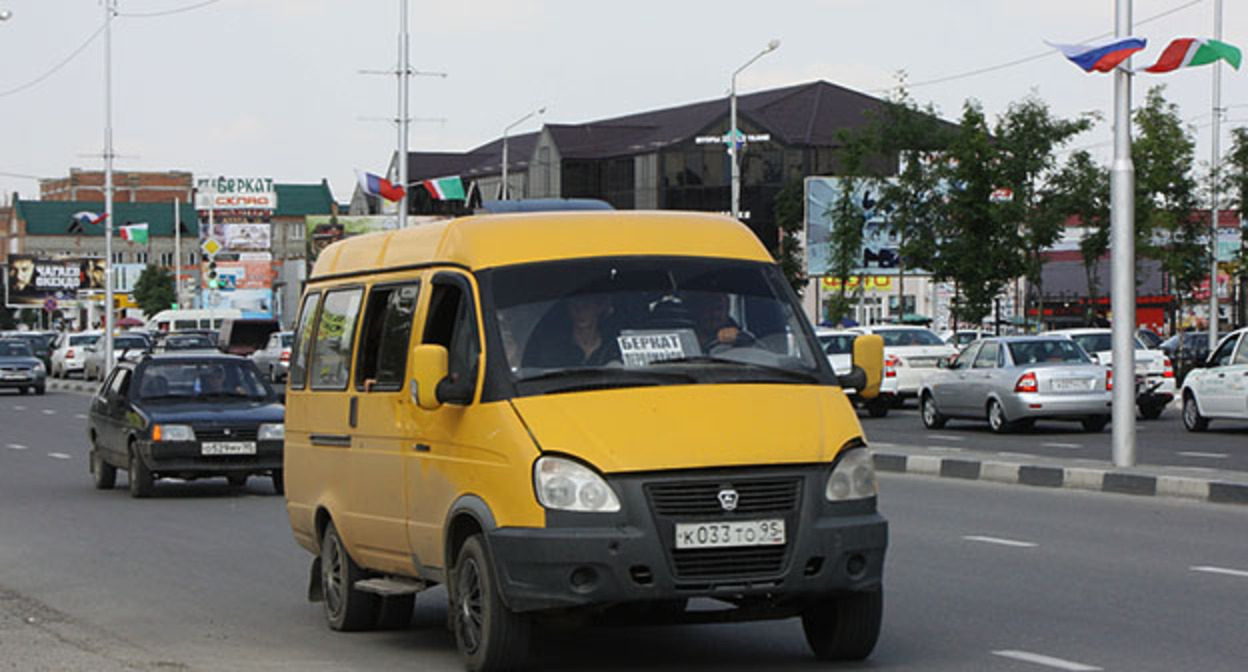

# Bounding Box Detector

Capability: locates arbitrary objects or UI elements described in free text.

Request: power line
[118,0,221,19]
[0,21,106,98]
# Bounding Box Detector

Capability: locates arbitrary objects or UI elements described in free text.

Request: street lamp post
[730,39,780,221]
[501,107,545,200]
[103,0,117,374]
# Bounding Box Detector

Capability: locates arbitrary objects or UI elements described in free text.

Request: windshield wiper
[516,366,696,387]
[648,356,820,383]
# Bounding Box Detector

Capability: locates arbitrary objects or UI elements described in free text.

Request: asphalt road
[1,390,1246,671]
[862,402,1248,474]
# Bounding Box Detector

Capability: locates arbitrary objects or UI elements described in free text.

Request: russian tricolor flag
[1048,38,1147,73]
[355,170,406,202]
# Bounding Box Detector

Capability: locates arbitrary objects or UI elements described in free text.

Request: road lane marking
[963,535,1038,548]
[1191,565,1248,579]
[7,443,28,451]
[992,650,1101,671]
[928,446,964,452]
[1042,442,1083,449]
[41,409,56,415]
[12,405,26,411]
[47,452,71,460]
[74,413,88,420]
[996,451,1037,459]
[928,434,964,441]
[1177,451,1228,459]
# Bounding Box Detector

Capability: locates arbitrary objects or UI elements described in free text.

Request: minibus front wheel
[451,535,530,672]
[801,589,883,661]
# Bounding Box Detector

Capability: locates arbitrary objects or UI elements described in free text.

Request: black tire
[226,473,248,487]
[375,595,415,630]
[128,444,153,498]
[865,397,890,418]
[1182,394,1209,432]
[271,469,285,495]
[90,442,116,490]
[451,535,530,672]
[987,399,1011,434]
[35,384,45,396]
[18,386,27,396]
[920,394,946,429]
[801,589,883,661]
[1138,403,1165,420]
[1081,415,1109,432]
[320,523,379,631]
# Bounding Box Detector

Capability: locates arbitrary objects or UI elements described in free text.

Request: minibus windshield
[486,257,829,393]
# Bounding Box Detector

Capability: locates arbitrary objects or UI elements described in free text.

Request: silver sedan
[919,336,1112,433]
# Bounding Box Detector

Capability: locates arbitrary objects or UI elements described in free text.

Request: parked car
[941,329,988,350]
[1048,328,1175,419]
[920,336,1112,433]
[0,339,47,395]
[51,331,101,378]
[816,327,897,417]
[1160,331,1211,384]
[1136,327,1164,349]
[86,353,285,497]
[251,331,293,382]
[1179,327,1248,431]
[5,331,56,372]
[82,333,151,381]
[849,325,957,405]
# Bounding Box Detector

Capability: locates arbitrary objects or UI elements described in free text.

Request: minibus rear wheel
[801,589,883,661]
[451,534,530,672]
[320,523,380,631]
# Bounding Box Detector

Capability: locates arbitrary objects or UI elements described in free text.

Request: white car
[1048,328,1175,419]
[1180,327,1248,431]
[941,329,988,350]
[82,333,150,381]
[849,325,957,404]
[815,327,899,417]
[51,331,101,378]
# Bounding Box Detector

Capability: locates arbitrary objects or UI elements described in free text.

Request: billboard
[805,177,911,277]
[5,255,106,307]
[305,215,399,265]
[194,176,277,211]
[201,288,273,317]
[224,223,271,251]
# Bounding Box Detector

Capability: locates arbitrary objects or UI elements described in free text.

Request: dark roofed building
[377,80,917,250]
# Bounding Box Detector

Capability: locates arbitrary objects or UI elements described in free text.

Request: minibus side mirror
[847,334,884,399]
[410,344,449,410]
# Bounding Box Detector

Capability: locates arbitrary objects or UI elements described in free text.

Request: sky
[0,0,1244,205]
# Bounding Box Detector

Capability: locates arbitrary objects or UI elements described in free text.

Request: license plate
[2,373,27,380]
[1052,378,1092,391]
[674,519,785,549]
[201,441,256,456]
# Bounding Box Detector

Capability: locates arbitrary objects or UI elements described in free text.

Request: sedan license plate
[201,441,256,456]
[1051,378,1092,391]
[2,373,27,380]
[675,519,785,550]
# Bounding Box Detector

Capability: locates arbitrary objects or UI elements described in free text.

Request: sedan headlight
[152,424,195,442]
[258,423,285,441]
[825,447,877,501]
[33,362,46,374]
[533,455,620,513]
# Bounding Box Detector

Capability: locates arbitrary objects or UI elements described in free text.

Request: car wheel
[128,443,154,498]
[35,384,45,396]
[1138,403,1165,420]
[987,400,1010,434]
[226,473,248,487]
[801,589,883,661]
[920,394,946,429]
[1182,394,1209,432]
[320,522,379,631]
[271,469,285,495]
[865,396,891,418]
[1081,415,1109,432]
[451,534,530,672]
[90,441,116,490]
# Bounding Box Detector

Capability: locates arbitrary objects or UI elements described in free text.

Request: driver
[687,292,745,348]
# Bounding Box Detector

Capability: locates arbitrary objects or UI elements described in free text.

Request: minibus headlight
[258,423,285,441]
[825,447,877,501]
[533,456,621,513]
[152,424,195,442]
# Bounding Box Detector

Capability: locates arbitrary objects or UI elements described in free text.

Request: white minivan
[148,308,242,333]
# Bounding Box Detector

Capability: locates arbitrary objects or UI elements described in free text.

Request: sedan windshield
[0,341,33,357]
[1070,333,1145,353]
[819,334,856,355]
[114,337,148,350]
[69,334,99,347]
[486,257,826,393]
[1008,340,1090,364]
[137,361,269,400]
[877,329,945,347]
[163,335,215,350]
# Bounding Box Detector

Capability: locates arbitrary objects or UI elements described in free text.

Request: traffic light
[207,261,218,289]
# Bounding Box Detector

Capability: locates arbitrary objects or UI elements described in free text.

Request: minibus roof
[308,211,772,280]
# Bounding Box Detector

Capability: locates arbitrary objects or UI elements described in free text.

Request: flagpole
[103,0,116,373]
[175,198,182,309]
[1208,0,1223,349]
[397,0,409,230]
[1110,0,1137,467]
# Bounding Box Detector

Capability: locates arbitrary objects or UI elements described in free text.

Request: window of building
[159,252,173,266]
[309,288,363,391]
[291,222,305,241]
[355,282,420,391]
[135,252,149,264]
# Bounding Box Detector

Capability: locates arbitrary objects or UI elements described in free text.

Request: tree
[1220,127,1248,323]
[1046,150,1110,323]
[773,178,807,296]
[132,265,177,318]
[993,96,1094,325]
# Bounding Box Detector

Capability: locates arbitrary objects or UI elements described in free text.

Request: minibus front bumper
[485,465,887,614]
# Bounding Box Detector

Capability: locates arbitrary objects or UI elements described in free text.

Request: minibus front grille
[671,545,787,580]
[646,478,801,516]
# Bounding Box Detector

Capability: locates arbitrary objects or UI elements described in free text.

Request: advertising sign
[806,177,918,277]
[819,276,895,293]
[201,288,273,317]
[5,255,107,306]
[224,223,271,251]
[305,215,400,265]
[194,176,277,211]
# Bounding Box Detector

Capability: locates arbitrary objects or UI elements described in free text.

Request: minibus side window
[356,282,421,392]
[288,292,322,389]
[309,288,363,391]
[422,274,479,404]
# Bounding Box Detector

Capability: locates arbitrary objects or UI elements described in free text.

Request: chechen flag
[1048,38,1147,73]
[356,170,406,202]
[119,223,149,244]
[424,176,466,201]
[1144,38,1242,73]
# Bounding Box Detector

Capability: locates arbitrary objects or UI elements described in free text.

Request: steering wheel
[703,327,756,354]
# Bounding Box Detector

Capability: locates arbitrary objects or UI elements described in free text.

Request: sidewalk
[872,439,1248,507]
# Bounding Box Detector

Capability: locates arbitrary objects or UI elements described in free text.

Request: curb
[873,451,1248,507]
[47,379,100,395]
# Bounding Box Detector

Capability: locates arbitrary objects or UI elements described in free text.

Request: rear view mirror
[847,334,884,399]
[410,344,449,410]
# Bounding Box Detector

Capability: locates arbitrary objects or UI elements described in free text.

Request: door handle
[413,443,431,453]
[310,434,351,447]
[349,396,358,428]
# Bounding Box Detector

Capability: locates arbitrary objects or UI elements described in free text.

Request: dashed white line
[47,452,71,460]
[12,405,26,411]
[928,434,964,441]
[1177,451,1229,459]
[41,409,56,415]
[74,413,88,420]
[996,451,1037,459]
[992,650,1101,671]
[963,535,1038,548]
[1191,565,1248,579]
[928,446,964,453]
[1042,442,1083,449]
[7,443,28,451]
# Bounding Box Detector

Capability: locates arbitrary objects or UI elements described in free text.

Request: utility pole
[102,0,116,373]
[1208,0,1224,349]
[1110,0,1137,467]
